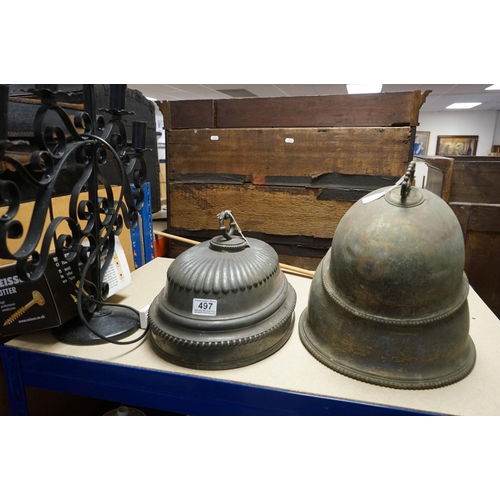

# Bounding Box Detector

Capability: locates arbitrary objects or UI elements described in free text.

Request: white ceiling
[128,84,500,113]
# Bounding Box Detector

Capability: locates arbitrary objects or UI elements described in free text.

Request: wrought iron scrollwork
[0,84,148,343]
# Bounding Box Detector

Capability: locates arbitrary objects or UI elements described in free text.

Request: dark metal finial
[132,121,147,150]
[218,210,236,240]
[217,210,250,247]
[401,161,416,200]
[109,84,127,112]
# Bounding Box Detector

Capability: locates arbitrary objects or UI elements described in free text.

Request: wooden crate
[448,156,500,204]
[447,156,500,318]
[451,202,500,318]
[158,91,429,270]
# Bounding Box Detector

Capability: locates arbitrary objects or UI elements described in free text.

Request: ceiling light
[446,102,481,109]
[485,84,500,90]
[218,89,257,98]
[146,96,158,101]
[346,84,382,94]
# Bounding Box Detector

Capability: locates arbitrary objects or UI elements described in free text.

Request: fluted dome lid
[166,235,279,297]
[163,235,285,322]
[149,210,296,370]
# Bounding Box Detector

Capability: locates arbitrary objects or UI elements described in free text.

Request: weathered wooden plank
[165,228,332,255]
[467,204,500,233]
[168,127,412,178]
[169,172,400,202]
[450,202,500,235]
[164,230,329,271]
[216,92,428,128]
[159,99,214,130]
[449,157,500,204]
[164,91,429,129]
[449,201,500,318]
[168,183,352,239]
[166,239,324,271]
[449,203,471,239]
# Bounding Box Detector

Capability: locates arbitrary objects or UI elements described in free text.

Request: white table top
[6,257,500,415]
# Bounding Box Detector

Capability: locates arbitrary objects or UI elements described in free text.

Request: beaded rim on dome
[149,300,296,350]
[299,312,476,390]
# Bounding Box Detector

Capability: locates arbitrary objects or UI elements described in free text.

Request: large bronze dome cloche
[299,163,476,389]
[149,210,297,370]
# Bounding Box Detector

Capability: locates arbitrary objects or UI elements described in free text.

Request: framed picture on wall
[436,135,478,156]
[414,131,430,156]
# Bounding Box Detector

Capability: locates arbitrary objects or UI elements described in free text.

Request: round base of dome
[298,257,476,390]
[299,310,476,390]
[148,284,296,370]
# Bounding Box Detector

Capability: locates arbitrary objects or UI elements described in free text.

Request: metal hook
[217,210,250,247]
[218,210,236,240]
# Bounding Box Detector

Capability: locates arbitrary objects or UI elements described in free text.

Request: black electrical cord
[48,129,150,346]
[76,291,150,346]
[70,216,151,345]
[73,179,149,344]
[75,126,153,345]
[50,199,150,345]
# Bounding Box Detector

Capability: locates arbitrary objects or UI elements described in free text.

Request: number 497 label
[192,298,218,316]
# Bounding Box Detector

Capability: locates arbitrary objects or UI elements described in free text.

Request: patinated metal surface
[299,164,476,389]
[149,211,297,370]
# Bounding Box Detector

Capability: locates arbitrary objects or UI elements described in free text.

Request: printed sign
[192,298,217,316]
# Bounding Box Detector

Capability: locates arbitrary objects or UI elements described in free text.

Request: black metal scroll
[0,84,148,344]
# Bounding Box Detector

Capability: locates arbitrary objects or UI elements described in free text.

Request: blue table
[3,258,499,416]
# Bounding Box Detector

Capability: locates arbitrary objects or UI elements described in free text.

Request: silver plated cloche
[149,210,297,370]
